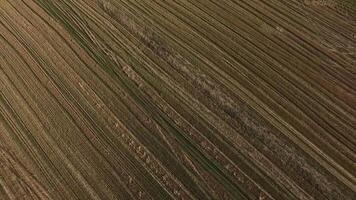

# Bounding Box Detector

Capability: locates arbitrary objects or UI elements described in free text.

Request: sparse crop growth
[0,0,355,199]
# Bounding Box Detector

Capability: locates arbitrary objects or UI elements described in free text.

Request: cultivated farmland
[0,0,355,199]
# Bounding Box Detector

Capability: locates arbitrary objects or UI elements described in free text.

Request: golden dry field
[0,0,355,199]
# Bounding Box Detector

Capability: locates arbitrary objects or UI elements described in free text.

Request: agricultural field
[0,0,355,199]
